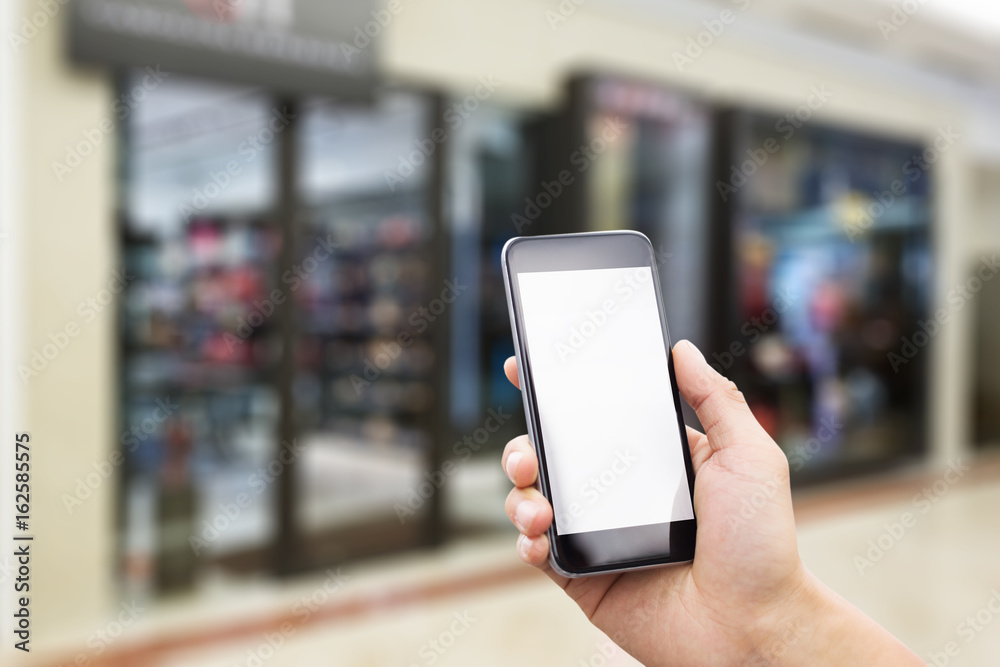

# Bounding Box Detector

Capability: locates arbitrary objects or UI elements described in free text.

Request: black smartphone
[502,231,697,577]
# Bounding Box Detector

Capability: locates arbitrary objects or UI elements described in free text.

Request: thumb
[672,340,767,450]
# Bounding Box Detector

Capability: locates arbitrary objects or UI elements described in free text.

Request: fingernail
[682,339,705,361]
[515,501,538,531]
[518,534,534,559]
[505,452,522,482]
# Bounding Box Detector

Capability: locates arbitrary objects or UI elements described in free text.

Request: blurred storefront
[113,75,544,596]
[113,64,941,595]
[5,0,1000,659]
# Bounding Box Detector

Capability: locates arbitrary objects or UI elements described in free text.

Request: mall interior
[2,0,1000,665]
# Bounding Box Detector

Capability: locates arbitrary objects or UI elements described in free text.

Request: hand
[501,340,921,666]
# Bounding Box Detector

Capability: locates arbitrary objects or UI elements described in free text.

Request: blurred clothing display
[721,115,932,482]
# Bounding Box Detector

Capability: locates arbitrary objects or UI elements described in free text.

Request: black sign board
[69,0,376,99]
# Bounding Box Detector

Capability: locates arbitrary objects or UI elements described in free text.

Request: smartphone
[502,231,696,577]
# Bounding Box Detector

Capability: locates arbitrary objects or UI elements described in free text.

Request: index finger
[504,356,520,389]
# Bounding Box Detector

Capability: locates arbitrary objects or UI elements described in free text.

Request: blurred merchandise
[716,112,933,482]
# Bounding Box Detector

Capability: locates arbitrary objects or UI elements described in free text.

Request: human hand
[501,340,921,666]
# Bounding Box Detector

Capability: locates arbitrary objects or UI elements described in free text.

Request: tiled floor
[798,479,1000,666]
[40,469,1000,667]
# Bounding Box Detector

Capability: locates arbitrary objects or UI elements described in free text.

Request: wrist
[744,564,826,665]
[744,565,922,666]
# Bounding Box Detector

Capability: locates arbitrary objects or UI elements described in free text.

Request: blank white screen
[518,267,694,535]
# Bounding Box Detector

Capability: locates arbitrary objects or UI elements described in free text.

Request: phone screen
[517,266,695,536]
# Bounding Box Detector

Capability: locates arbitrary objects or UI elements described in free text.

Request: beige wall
[10,0,118,657]
[7,0,991,649]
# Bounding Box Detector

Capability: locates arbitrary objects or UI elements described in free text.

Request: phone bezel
[502,230,697,577]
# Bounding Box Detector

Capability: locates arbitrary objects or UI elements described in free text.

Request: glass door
[291,92,442,564]
[119,73,446,593]
[120,73,283,594]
